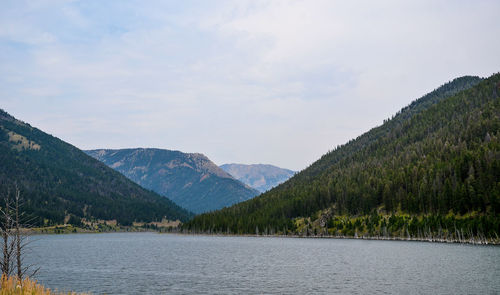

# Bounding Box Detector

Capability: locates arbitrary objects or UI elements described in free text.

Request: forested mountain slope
[0,110,193,226]
[85,149,259,214]
[220,163,295,192]
[185,75,500,241]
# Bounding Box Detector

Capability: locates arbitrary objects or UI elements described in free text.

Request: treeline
[315,213,497,243]
[184,75,500,241]
[0,110,193,226]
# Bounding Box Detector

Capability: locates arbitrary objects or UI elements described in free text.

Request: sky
[1,1,499,171]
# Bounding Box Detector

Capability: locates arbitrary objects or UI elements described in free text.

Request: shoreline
[26,224,162,235]
[168,231,500,245]
[30,227,498,246]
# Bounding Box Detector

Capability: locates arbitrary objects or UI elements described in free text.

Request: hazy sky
[1,1,499,170]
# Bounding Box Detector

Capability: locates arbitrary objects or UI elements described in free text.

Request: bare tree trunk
[2,230,8,276]
[1,190,11,277]
[0,185,38,282]
[15,187,22,280]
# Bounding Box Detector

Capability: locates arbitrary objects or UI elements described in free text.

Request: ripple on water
[26,233,500,294]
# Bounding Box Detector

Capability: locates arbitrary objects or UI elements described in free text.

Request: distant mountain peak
[86,148,259,214]
[220,163,295,193]
[90,148,234,180]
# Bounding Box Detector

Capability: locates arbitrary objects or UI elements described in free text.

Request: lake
[25,233,499,294]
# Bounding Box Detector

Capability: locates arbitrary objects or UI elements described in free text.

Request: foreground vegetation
[1,275,86,295]
[0,188,86,294]
[184,74,500,243]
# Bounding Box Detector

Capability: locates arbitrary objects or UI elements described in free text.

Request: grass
[0,275,88,295]
[7,130,41,151]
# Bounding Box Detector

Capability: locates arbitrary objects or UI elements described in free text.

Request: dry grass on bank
[1,275,88,295]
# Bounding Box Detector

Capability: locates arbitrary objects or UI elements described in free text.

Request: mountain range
[0,109,192,226]
[2,72,498,242]
[185,74,500,241]
[220,163,295,192]
[85,149,260,214]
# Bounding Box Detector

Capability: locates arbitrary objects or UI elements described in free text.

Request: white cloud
[1,0,499,170]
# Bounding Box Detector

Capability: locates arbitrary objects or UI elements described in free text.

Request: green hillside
[0,110,193,226]
[184,74,500,241]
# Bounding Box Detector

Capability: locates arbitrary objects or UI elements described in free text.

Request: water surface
[26,233,500,294]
